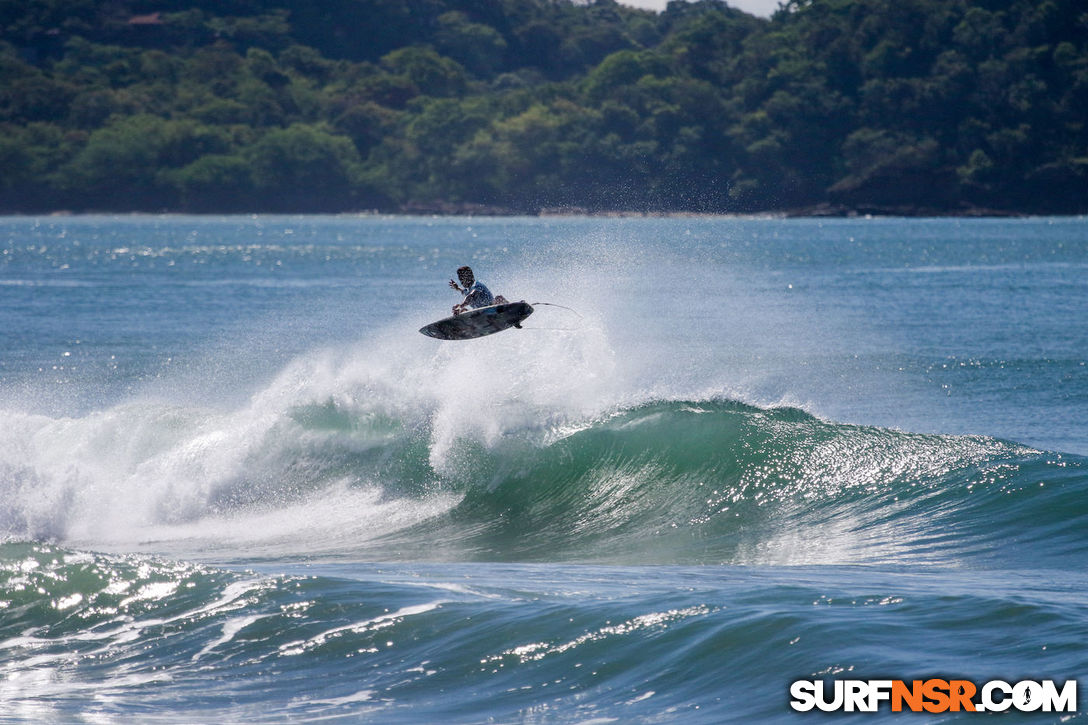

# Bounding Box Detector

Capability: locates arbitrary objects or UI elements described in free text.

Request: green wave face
[343,399,1087,567]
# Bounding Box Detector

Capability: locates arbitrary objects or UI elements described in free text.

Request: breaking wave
[2,346,1083,569]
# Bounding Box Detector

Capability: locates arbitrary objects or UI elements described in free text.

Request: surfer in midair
[449,266,507,314]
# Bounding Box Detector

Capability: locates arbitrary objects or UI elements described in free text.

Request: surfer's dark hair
[457,266,473,279]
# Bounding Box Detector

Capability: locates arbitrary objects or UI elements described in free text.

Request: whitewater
[0,215,1086,722]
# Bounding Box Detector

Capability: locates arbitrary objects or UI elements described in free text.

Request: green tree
[434,11,508,77]
[582,49,671,102]
[247,123,367,210]
[61,115,232,208]
[166,154,254,211]
[381,46,467,97]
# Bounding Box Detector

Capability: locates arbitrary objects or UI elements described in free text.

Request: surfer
[449,266,507,314]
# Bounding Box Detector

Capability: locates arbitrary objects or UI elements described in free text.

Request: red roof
[128,12,163,26]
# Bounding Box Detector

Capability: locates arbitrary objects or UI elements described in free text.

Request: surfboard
[419,301,534,340]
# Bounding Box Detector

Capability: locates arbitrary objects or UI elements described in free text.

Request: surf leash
[520,326,581,331]
[529,302,583,319]
[520,301,584,331]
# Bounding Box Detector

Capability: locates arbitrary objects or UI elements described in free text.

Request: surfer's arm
[449,279,465,293]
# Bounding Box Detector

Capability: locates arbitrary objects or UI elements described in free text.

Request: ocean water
[0,215,1085,722]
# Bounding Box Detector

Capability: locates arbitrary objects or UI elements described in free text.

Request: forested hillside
[2,0,1086,214]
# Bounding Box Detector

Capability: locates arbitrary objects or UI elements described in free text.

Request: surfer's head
[457,266,474,287]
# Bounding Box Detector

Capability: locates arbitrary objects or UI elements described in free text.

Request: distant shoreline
[13,203,1061,219]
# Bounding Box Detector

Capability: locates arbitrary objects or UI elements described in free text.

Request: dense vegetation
[2,0,1086,214]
